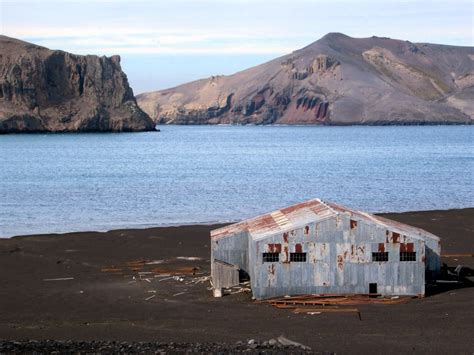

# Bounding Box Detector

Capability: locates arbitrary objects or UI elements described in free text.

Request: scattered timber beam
[441,254,474,257]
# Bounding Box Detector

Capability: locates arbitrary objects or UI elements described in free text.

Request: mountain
[137,33,473,125]
[0,36,156,133]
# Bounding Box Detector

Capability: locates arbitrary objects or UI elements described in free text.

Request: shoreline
[1,123,472,135]
[4,207,473,240]
[3,221,231,240]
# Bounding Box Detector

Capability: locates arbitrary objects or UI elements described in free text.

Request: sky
[0,0,472,94]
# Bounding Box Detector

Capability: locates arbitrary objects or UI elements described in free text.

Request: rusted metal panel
[267,243,282,253]
[210,198,441,300]
[392,232,400,243]
[212,198,439,243]
[295,243,303,253]
[350,219,358,229]
[400,242,414,252]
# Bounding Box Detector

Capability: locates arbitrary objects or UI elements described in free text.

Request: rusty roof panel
[210,198,439,241]
[211,199,335,240]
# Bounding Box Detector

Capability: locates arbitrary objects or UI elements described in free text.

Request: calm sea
[0,125,472,237]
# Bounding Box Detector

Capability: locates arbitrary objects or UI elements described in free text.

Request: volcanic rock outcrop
[0,36,155,133]
[137,33,473,125]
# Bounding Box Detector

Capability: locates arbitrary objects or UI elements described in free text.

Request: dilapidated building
[211,199,440,299]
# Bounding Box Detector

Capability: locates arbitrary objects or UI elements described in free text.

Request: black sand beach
[0,209,473,353]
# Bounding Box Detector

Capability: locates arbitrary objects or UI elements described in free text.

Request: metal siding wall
[424,238,441,278]
[250,215,427,299]
[212,261,240,289]
[211,230,249,289]
[211,231,249,271]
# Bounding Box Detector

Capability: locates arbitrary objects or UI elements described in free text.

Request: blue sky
[1,0,472,93]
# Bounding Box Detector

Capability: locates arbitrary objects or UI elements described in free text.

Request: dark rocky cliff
[137,33,473,125]
[0,36,156,133]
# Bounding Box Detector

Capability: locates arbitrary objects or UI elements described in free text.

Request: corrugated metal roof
[325,201,439,241]
[210,198,439,241]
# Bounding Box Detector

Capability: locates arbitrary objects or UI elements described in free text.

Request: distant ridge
[0,35,156,133]
[137,33,473,125]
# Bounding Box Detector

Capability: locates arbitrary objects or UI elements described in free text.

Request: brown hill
[0,36,156,133]
[137,33,473,125]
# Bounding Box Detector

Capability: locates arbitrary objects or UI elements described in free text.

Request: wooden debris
[152,267,200,275]
[43,277,74,282]
[145,295,156,301]
[272,304,297,309]
[176,256,203,261]
[185,276,211,286]
[230,288,251,295]
[126,260,148,267]
[293,307,361,320]
[259,294,412,307]
[100,267,122,273]
[145,260,166,265]
[293,307,358,314]
[158,277,174,282]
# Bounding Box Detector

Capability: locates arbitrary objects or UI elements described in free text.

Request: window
[350,219,358,229]
[372,252,389,262]
[290,252,307,262]
[262,252,279,263]
[400,252,416,261]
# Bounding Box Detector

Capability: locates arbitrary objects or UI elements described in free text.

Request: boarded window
[350,219,358,229]
[290,252,307,262]
[267,243,281,253]
[262,252,279,263]
[372,252,389,262]
[400,252,416,261]
[392,232,400,243]
[400,242,414,252]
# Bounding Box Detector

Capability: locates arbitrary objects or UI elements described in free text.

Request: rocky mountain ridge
[137,33,473,125]
[0,36,155,133]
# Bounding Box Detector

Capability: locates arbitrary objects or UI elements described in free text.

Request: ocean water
[0,125,472,237]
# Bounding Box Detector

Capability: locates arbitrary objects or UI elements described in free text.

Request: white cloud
[98,44,296,55]
[1,24,306,55]
[1,0,472,56]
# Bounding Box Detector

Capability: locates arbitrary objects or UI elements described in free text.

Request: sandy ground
[0,209,473,353]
